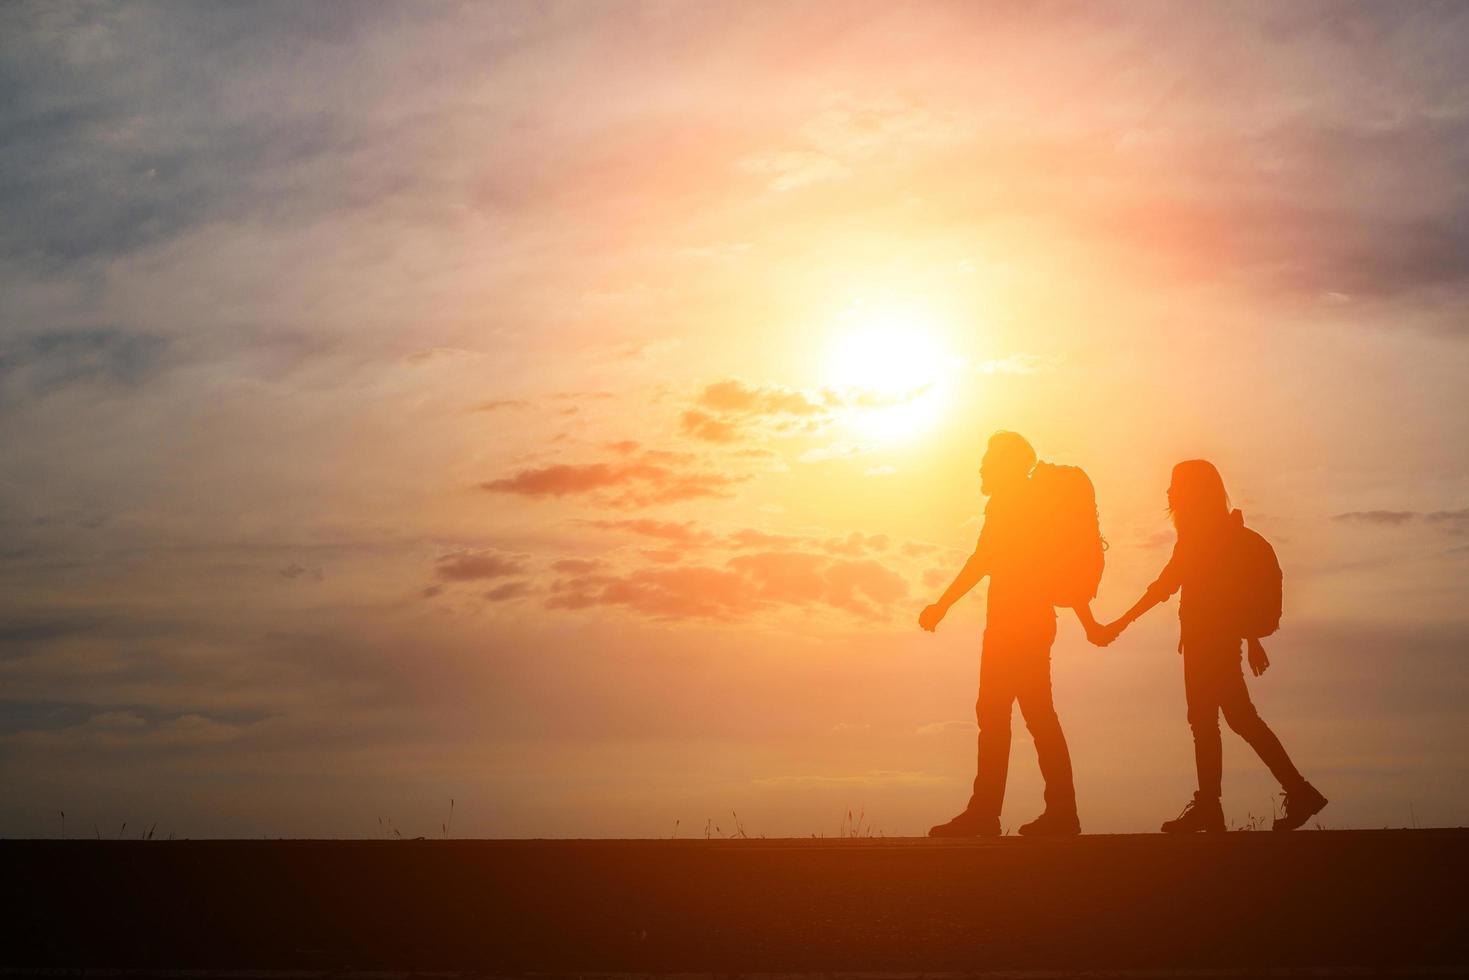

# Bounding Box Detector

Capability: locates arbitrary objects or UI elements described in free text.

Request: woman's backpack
[1227,522,1283,639]
[1028,462,1106,608]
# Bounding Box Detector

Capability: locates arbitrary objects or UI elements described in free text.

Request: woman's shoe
[1018,809,1081,836]
[928,809,1002,837]
[1160,793,1226,833]
[1273,783,1328,831]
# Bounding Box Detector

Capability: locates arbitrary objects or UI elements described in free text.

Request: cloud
[681,380,835,443]
[472,399,529,413]
[546,547,908,623]
[680,409,740,443]
[547,565,759,620]
[550,557,605,574]
[483,581,532,602]
[278,563,324,582]
[404,347,481,364]
[1334,509,1469,533]
[751,769,946,787]
[697,380,826,416]
[1333,510,1418,526]
[581,519,717,548]
[916,720,975,736]
[2,711,249,754]
[481,461,742,508]
[738,95,963,192]
[433,550,526,581]
[725,551,908,618]
[737,148,849,191]
[0,328,169,398]
[976,353,1057,375]
[799,441,873,463]
[725,528,804,550]
[819,532,890,556]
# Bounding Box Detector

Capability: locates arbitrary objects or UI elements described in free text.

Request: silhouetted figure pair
[921,435,1326,835]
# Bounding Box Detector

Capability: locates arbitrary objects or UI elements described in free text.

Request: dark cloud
[472,399,529,412]
[483,581,532,602]
[1334,509,1469,532]
[433,550,526,581]
[277,563,323,582]
[0,329,168,397]
[481,461,742,508]
[0,4,389,268]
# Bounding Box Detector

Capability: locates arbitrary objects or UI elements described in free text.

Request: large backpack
[1028,462,1106,608]
[1227,523,1283,639]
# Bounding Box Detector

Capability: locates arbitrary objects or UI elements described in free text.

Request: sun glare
[825,307,954,441]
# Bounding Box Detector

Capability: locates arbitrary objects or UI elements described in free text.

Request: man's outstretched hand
[918,603,946,632]
[1087,619,1124,647]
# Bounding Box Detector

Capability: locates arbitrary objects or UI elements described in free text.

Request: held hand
[1089,619,1125,647]
[918,603,947,633]
[1248,638,1270,676]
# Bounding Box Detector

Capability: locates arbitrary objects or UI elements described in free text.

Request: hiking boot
[1160,793,1226,833]
[928,809,1001,838]
[1018,809,1081,837]
[1273,783,1328,832]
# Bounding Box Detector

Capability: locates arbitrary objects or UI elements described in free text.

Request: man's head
[980,430,1036,497]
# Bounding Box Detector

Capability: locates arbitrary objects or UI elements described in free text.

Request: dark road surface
[4,830,1467,977]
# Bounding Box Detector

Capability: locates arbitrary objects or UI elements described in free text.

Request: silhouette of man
[920,431,1101,837]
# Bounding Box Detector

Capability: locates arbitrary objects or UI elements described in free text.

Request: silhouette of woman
[1098,460,1327,832]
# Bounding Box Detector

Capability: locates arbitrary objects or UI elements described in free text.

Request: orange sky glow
[2,2,1467,837]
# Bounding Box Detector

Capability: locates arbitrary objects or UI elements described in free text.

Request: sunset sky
[3,1,1468,838]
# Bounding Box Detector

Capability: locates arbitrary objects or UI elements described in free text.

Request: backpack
[1027,462,1106,608]
[1227,523,1283,638]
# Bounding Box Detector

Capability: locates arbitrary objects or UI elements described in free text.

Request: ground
[4,830,1466,977]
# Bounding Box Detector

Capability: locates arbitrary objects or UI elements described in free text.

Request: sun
[825,306,954,441]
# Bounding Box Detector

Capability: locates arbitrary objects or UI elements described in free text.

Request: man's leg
[1015,648,1077,819]
[969,638,1017,820]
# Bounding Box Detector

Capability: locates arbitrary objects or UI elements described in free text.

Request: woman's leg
[1217,648,1306,792]
[1182,647,1224,799]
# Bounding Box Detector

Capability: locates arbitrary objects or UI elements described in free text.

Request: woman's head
[1168,459,1230,532]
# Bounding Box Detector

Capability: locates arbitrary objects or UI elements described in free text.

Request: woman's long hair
[1168,459,1231,539]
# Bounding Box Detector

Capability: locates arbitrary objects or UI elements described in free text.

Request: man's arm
[918,548,988,632]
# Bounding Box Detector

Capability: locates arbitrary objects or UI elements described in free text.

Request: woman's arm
[1106,589,1167,636]
[1101,547,1181,642]
[1071,603,1108,645]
